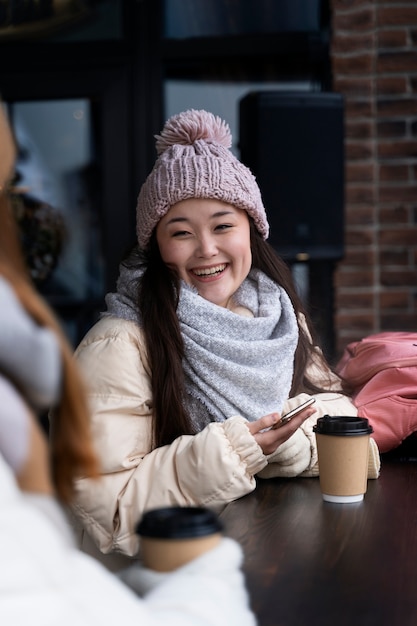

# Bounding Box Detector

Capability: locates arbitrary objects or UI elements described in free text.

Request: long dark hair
[137,220,336,449]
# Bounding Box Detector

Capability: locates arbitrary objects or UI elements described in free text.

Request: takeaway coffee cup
[136,506,223,572]
[313,415,373,503]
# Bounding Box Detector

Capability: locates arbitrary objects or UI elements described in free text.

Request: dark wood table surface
[220,459,417,626]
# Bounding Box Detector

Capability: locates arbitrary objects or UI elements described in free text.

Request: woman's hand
[247,405,317,456]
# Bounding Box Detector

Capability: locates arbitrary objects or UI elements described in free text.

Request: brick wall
[330,0,417,358]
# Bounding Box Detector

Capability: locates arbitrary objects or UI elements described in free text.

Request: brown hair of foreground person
[0,102,99,503]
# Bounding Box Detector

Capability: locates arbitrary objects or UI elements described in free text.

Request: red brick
[380,291,411,309]
[345,229,375,245]
[377,120,407,138]
[345,99,373,117]
[378,140,417,158]
[378,29,408,49]
[379,204,410,222]
[335,312,376,330]
[380,314,417,330]
[379,186,417,203]
[378,164,409,182]
[379,226,417,245]
[346,163,375,183]
[379,248,410,265]
[333,77,373,97]
[336,291,375,309]
[333,8,375,32]
[332,32,375,54]
[377,51,417,73]
[331,0,374,10]
[334,269,375,287]
[333,53,374,75]
[346,185,376,204]
[378,7,417,27]
[342,247,376,265]
[380,270,417,287]
[377,98,417,116]
[377,76,408,96]
[345,141,374,160]
[345,205,375,225]
[345,120,373,139]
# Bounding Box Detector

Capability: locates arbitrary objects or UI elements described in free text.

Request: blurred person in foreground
[0,103,256,626]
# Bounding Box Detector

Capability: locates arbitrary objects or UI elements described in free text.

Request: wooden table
[220,459,417,626]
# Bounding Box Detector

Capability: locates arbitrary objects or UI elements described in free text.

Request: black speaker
[239,91,344,262]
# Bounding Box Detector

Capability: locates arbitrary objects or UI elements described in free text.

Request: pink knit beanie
[136,109,269,249]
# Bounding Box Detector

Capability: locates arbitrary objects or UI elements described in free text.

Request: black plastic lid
[313,415,373,436]
[136,506,223,539]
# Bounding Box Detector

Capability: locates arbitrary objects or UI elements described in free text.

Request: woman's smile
[191,263,228,280]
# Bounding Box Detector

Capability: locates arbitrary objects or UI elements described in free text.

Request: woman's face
[156,198,252,308]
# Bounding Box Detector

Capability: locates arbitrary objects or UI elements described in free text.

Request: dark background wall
[1,0,414,361]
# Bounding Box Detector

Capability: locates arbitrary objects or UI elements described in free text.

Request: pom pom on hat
[136,109,269,248]
[155,109,232,155]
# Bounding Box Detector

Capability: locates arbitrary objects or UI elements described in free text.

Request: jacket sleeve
[118,538,256,626]
[0,457,256,626]
[73,318,267,557]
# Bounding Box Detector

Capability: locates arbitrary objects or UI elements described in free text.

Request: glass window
[163,0,322,39]
[8,99,104,343]
[164,79,313,158]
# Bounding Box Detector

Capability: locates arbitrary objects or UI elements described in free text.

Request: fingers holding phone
[249,399,317,456]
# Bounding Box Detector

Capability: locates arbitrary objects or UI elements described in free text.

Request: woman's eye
[215,223,232,231]
[172,230,190,237]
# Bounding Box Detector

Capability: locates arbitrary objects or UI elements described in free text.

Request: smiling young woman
[70,109,380,571]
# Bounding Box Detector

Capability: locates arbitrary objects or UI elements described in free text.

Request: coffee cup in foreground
[313,415,373,503]
[136,506,223,572]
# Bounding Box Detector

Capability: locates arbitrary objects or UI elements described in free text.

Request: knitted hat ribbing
[136,109,269,249]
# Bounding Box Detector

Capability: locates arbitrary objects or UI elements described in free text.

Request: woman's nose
[196,234,218,257]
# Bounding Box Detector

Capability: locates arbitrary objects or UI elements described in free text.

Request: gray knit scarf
[104,264,299,431]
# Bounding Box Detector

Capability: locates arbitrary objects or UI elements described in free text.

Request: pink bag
[336,332,417,452]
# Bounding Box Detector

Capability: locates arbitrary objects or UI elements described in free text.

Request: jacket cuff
[222,416,268,476]
[368,438,381,478]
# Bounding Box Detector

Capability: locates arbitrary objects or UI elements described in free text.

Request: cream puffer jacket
[73,315,380,568]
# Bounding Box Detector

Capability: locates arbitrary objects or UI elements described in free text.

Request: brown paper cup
[136,506,223,572]
[140,533,221,572]
[314,416,373,503]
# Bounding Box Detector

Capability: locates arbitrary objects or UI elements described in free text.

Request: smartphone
[280,397,316,424]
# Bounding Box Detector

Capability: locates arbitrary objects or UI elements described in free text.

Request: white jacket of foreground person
[0,448,256,626]
[73,314,380,568]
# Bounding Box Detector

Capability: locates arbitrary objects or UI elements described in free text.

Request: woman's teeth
[193,264,226,276]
